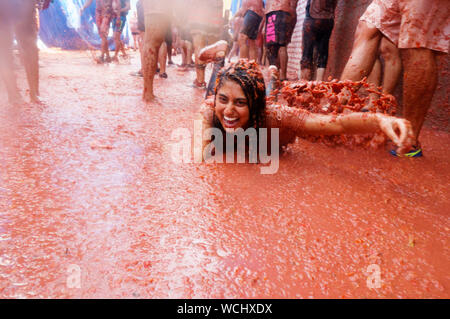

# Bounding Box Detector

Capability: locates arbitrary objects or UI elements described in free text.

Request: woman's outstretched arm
[266,104,414,153]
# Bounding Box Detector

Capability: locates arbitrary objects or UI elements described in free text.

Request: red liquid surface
[0,50,448,298]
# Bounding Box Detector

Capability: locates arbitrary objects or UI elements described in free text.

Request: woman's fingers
[382,119,400,146]
[392,119,414,154]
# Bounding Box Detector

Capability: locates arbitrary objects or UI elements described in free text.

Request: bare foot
[30,94,43,105]
[143,93,156,103]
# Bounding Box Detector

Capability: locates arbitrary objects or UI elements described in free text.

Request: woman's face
[215,80,250,133]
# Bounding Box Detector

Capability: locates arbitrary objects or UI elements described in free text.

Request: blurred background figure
[80,0,114,63]
[265,0,299,81]
[234,0,264,61]
[227,14,243,63]
[300,0,337,81]
[188,0,224,88]
[112,0,131,62]
[0,0,48,104]
[129,9,140,51]
[141,0,173,101]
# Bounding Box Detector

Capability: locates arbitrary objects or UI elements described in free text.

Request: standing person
[265,0,299,81]
[165,20,174,66]
[340,0,449,157]
[0,0,43,104]
[130,0,145,77]
[112,0,130,62]
[227,15,244,63]
[235,0,265,61]
[172,0,194,68]
[141,0,172,102]
[81,0,114,63]
[129,10,139,51]
[300,0,337,81]
[364,36,402,111]
[188,0,223,88]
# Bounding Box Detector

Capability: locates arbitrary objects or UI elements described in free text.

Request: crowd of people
[0,0,449,159]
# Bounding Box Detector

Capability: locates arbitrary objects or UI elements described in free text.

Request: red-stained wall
[287,0,449,131]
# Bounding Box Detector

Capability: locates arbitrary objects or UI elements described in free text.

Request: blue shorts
[112,16,127,33]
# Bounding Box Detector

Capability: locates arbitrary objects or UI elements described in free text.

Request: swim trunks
[265,11,291,47]
[112,16,127,33]
[301,17,334,69]
[360,0,449,53]
[240,10,263,40]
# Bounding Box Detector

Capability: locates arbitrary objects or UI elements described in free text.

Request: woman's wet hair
[213,59,266,131]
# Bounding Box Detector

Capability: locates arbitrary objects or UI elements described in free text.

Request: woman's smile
[215,80,250,132]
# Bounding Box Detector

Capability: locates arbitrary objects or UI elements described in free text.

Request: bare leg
[316,68,326,81]
[0,21,21,103]
[113,31,121,60]
[133,34,138,50]
[279,46,288,80]
[181,41,187,65]
[142,14,168,101]
[238,33,249,59]
[401,48,437,144]
[186,41,194,64]
[300,68,312,81]
[341,21,382,81]
[380,37,401,94]
[364,58,382,110]
[367,58,382,86]
[15,2,39,102]
[248,39,258,61]
[192,32,207,85]
[227,41,239,62]
[158,42,167,76]
[100,17,111,61]
[167,42,173,64]
[138,32,144,72]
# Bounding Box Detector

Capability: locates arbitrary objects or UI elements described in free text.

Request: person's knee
[355,20,380,43]
[238,33,247,46]
[380,39,399,61]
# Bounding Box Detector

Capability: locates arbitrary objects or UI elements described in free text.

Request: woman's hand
[378,116,414,154]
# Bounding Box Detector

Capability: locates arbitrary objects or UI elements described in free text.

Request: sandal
[390,145,423,158]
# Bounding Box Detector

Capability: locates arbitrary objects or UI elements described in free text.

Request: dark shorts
[300,17,334,68]
[112,16,127,33]
[181,28,193,42]
[265,11,291,47]
[165,24,173,45]
[240,10,262,40]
